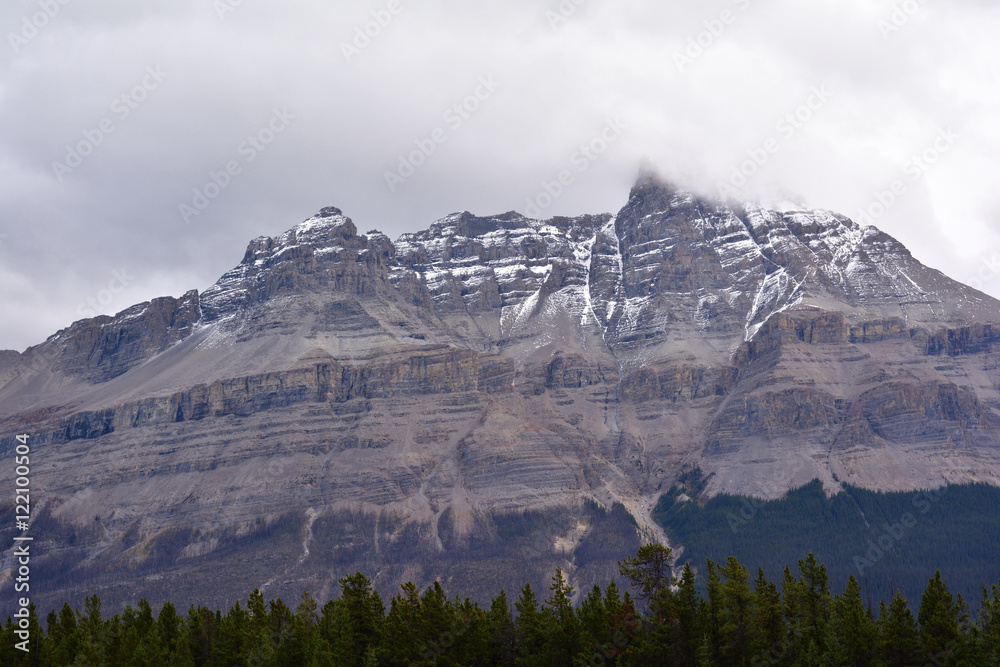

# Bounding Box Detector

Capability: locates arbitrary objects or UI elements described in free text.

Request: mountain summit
[2,175,999,613]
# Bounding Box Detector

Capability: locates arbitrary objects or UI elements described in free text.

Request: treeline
[4,545,1000,665]
[654,478,1000,607]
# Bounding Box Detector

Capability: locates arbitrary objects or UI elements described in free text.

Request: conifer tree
[487,589,517,666]
[545,568,579,664]
[749,567,783,664]
[701,559,723,664]
[917,570,963,660]
[796,553,831,654]
[830,575,876,667]
[323,572,384,666]
[618,543,674,606]
[977,581,1000,664]
[718,555,752,666]
[377,581,422,665]
[216,601,249,665]
[514,582,551,667]
[186,605,216,666]
[673,562,701,666]
[879,590,920,666]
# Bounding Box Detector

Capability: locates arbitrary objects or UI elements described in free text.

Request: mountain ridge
[2,174,999,615]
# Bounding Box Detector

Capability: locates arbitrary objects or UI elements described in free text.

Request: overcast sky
[1,0,998,352]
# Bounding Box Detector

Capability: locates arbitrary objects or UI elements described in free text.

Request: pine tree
[830,575,876,667]
[697,632,717,667]
[285,590,320,666]
[79,594,107,664]
[418,580,455,657]
[545,568,579,664]
[879,590,920,666]
[749,567,783,664]
[977,581,1000,664]
[701,559,723,665]
[797,553,831,654]
[673,563,701,666]
[186,605,216,666]
[158,601,193,666]
[44,603,80,664]
[718,555,752,666]
[322,572,384,666]
[487,589,517,666]
[917,570,963,661]
[377,581,422,665]
[577,583,610,657]
[619,543,674,605]
[514,582,552,667]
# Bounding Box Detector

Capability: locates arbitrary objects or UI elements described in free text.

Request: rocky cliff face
[1,175,999,614]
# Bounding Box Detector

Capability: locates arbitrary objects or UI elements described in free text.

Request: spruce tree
[487,589,517,666]
[673,563,701,666]
[718,555,752,666]
[749,567,783,664]
[514,582,552,667]
[377,581,422,665]
[618,543,674,605]
[917,570,963,661]
[879,590,920,666]
[831,575,876,667]
[977,581,1000,664]
[545,568,579,664]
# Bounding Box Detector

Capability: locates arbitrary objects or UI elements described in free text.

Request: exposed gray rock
[1,174,999,615]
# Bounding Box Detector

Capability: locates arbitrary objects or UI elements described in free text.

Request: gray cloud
[1,0,998,351]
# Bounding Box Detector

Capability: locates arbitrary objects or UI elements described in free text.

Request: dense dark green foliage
[4,547,1000,665]
[654,478,1000,607]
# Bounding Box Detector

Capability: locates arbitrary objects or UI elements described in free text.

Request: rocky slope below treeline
[1,175,999,615]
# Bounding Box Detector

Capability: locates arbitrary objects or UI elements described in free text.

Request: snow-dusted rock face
[2,175,999,615]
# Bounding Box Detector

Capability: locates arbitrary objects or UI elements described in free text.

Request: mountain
[2,174,999,614]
